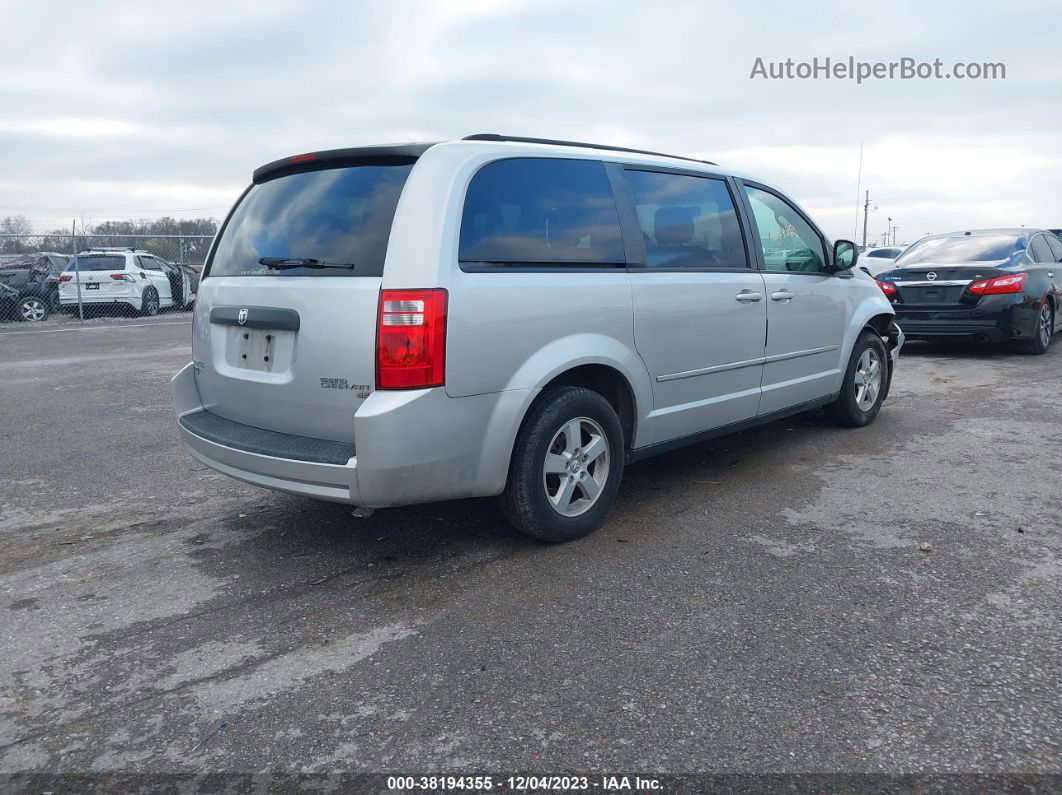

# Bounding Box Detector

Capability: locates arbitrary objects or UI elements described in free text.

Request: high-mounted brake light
[876,279,898,298]
[288,152,317,164]
[967,272,1027,296]
[376,289,447,389]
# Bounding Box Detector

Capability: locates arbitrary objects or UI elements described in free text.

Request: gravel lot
[1,317,1060,778]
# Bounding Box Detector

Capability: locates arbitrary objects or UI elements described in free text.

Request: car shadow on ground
[190,405,843,582]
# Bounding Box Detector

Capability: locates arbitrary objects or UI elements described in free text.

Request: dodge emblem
[238,308,248,325]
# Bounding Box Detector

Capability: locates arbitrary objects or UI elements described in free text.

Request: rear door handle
[771,290,794,302]
[735,290,763,303]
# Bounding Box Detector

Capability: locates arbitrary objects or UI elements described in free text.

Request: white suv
[59,249,195,315]
[173,135,903,542]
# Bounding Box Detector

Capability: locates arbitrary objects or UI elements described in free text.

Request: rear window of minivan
[207,163,414,278]
[459,158,625,266]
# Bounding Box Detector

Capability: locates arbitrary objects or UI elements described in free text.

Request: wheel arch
[862,312,895,338]
[537,363,638,451]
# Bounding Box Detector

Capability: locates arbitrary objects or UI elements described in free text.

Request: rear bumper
[171,363,530,508]
[893,297,1036,341]
[59,290,141,309]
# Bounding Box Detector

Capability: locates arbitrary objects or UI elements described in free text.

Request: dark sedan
[874,229,1061,354]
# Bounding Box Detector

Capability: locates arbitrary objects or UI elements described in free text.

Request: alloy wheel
[1039,304,1053,347]
[854,348,882,411]
[20,298,46,322]
[542,416,610,517]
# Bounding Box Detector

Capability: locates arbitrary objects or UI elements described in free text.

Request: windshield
[66,255,127,271]
[895,235,1021,265]
[208,163,414,278]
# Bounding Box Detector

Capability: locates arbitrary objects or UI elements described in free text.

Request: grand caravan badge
[321,378,370,398]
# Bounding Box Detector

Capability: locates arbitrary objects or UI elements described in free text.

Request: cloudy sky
[2,0,1058,244]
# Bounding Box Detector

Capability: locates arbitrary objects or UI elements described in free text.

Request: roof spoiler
[252,143,435,184]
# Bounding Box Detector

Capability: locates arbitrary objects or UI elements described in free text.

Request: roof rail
[462,133,717,166]
[86,246,136,251]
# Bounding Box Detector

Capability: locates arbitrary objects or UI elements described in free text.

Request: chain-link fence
[0,232,213,324]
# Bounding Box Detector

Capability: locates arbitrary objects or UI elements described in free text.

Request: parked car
[172,135,903,542]
[861,246,906,275]
[59,248,196,316]
[0,252,68,321]
[875,228,1061,353]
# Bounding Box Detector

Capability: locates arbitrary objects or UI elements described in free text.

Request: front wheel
[18,295,48,322]
[1021,301,1054,355]
[824,331,888,427]
[500,386,624,542]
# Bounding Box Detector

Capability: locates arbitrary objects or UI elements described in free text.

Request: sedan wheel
[1023,302,1054,355]
[1039,304,1053,347]
[18,296,48,322]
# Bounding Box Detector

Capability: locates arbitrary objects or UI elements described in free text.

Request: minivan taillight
[376,289,447,389]
[967,272,1027,296]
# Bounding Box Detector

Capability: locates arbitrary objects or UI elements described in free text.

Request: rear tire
[140,287,160,317]
[500,386,624,543]
[1021,301,1053,355]
[824,331,888,427]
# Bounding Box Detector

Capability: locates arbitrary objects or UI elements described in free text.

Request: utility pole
[891,225,898,246]
[861,190,871,249]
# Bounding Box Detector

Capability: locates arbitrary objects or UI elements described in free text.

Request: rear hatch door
[61,254,130,298]
[192,156,416,443]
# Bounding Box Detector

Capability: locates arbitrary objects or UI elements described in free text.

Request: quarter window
[459,158,625,266]
[1046,234,1062,263]
[624,170,747,270]
[743,186,826,273]
[1029,235,1053,263]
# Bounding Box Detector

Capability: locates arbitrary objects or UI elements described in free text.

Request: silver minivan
[172,135,903,542]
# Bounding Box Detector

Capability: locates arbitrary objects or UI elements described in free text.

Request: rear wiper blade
[258,257,356,270]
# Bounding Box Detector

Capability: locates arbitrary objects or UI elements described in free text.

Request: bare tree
[0,215,32,253]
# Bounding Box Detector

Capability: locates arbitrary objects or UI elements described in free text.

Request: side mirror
[832,240,857,272]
